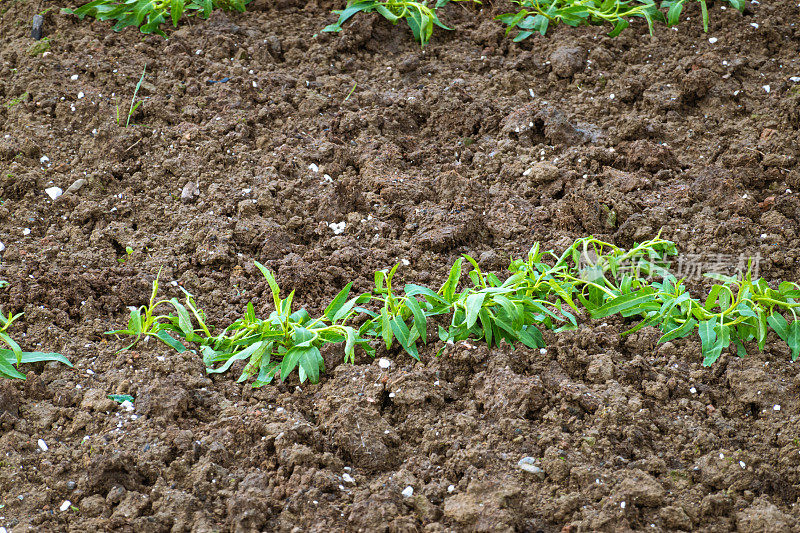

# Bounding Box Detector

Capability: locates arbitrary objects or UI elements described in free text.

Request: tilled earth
[1,0,800,531]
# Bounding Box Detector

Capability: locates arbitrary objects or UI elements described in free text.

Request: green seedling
[64,0,249,36]
[0,306,72,380]
[4,92,29,109]
[662,0,744,32]
[117,66,147,128]
[497,0,744,40]
[323,0,476,47]
[111,235,800,386]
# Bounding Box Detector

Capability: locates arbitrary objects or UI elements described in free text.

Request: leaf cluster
[109,236,800,387]
[322,0,478,47]
[498,0,744,40]
[64,0,250,36]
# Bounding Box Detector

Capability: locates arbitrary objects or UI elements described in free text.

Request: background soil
[0,0,799,531]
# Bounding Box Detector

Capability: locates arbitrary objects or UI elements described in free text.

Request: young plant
[63,0,249,36]
[118,66,147,128]
[497,0,665,40]
[0,299,72,380]
[110,235,799,387]
[497,0,744,40]
[323,0,473,47]
[661,0,745,32]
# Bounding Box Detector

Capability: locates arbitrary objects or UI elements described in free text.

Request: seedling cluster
[109,236,800,386]
[64,0,250,36]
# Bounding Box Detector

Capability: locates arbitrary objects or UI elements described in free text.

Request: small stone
[180,181,199,202]
[378,358,391,369]
[763,85,771,93]
[66,178,87,193]
[308,163,319,173]
[67,481,77,490]
[78,91,85,99]
[120,400,134,412]
[0,242,5,253]
[31,14,44,40]
[71,74,79,81]
[517,457,545,479]
[401,486,414,498]
[774,404,781,411]
[342,473,355,484]
[60,500,71,512]
[45,187,63,200]
[447,485,455,493]
[22,228,30,235]
[37,438,48,451]
[708,37,718,44]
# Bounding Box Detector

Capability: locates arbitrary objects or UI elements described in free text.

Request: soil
[0,0,799,531]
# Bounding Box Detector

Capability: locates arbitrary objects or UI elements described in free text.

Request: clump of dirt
[0,0,799,531]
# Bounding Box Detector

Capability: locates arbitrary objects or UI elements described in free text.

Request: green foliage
[110,236,800,386]
[498,0,744,40]
[0,296,72,380]
[322,0,477,47]
[63,0,250,37]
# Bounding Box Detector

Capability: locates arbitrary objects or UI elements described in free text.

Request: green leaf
[390,316,419,360]
[380,305,393,350]
[324,282,353,321]
[405,296,427,344]
[788,320,800,361]
[699,318,724,366]
[767,312,790,342]
[128,308,143,336]
[0,332,21,364]
[255,261,281,312]
[171,0,184,25]
[589,288,655,319]
[299,347,323,383]
[441,259,463,302]
[169,298,196,340]
[658,318,697,343]
[464,293,486,329]
[155,330,187,352]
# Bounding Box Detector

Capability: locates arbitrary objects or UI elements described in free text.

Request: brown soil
[1,0,799,531]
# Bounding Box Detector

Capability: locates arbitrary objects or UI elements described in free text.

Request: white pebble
[774,404,781,411]
[539,348,547,355]
[308,163,319,173]
[342,473,355,484]
[401,486,414,498]
[750,22,759,29]
[37,439,48,451]
[40,155,50,165]
[763,85,771,93]
[719,453,725,459]
[323,174,333,183]
[690,387,697,394]
[77,91,85,99]
[378,358,391,369]
[0,242,5,253]
[708,37,718,44]
[70,74,78,81]
[739,461,746,469]
[609,93,615,100]
[328,221,346,235]
[790,77,800,82]
[447,484,455,493]
[620,501,626,509]
[59,500,71,512]
[120,400,134,412]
